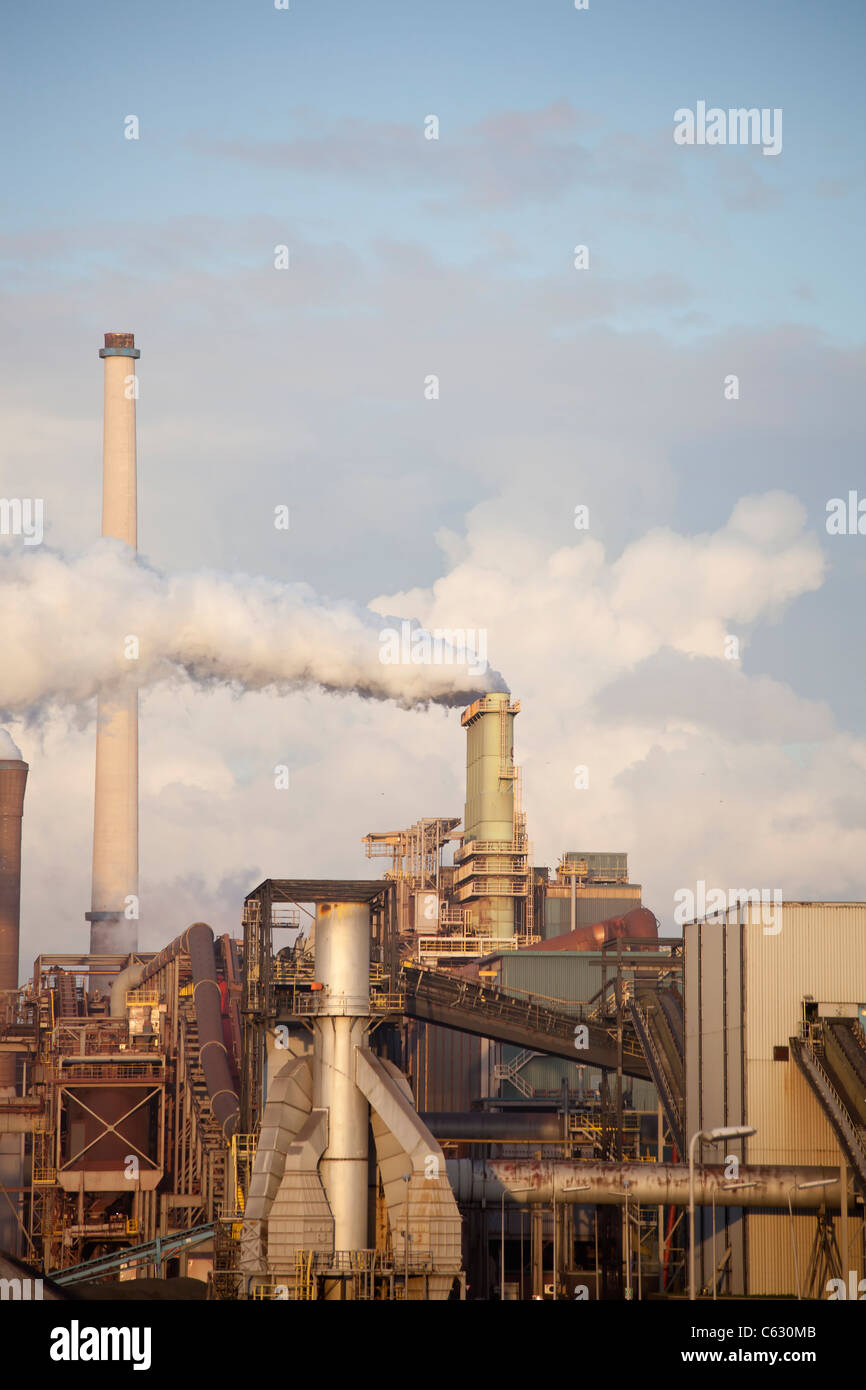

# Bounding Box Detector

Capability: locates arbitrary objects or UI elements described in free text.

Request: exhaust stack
[0,757,28,1090]
[86,332,140,954]
[455,693,522,939]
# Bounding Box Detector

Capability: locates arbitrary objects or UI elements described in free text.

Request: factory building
[685,902,866,1297]
[0,331,863,1302]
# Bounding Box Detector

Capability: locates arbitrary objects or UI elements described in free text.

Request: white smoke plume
[0,543,505,717]
[0,728,23,759]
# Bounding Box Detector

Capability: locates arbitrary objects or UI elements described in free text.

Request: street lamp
[623,1178,632,1301]
[689,1126,756,1300]
[401,1173,410,1300]
[500,1190,505,1300]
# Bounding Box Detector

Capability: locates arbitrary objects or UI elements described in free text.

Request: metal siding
[500,951,657,1110]
[686,903,866,1295]
[411,1021,485,1112]
[744,903,866,1168]
[746,1211,864,1297]
[684,920,702,1143]
[500,1049,656,1109]
[500,952,604,1006]
[700,926,726,1132]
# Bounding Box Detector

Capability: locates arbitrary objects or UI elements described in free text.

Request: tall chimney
[0,758,28,1090]
[85,333,140,955]
[456,693,521,940]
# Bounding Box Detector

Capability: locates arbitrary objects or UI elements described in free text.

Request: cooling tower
[85,332,140,954]
[0,758,28,1090]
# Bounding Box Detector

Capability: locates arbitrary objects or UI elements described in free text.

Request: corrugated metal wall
[544,886,642,939]
[406,1020,492,1112]
[743,903,866,1295]
[499,951,658,1108]
[685,902,866,1296]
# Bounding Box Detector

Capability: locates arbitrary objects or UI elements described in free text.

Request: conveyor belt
[401,964,650,1078]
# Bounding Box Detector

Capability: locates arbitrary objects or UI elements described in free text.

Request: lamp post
[623,1178,631,1300]
[402,1173,410,1300]
[500,1189,505,1300]
[689,1126,756,1300]
[561,1183,591,1300]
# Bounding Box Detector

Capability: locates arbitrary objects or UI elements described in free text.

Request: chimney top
[99,332,140,360]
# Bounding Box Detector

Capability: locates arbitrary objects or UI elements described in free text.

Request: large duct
[242,897,462,1297]
[448,1159,858,1211]
[86,332,140,955]
[110,922,239,1139]
[144,922,238,1140]
[0,758,28,1091]
[529,905,659,952]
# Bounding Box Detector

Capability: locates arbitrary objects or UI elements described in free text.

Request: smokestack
[85,333,140,955]
[0,757,28,1090]
[456,693,521,939]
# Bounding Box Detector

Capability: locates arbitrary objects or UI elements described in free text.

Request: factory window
[773,1045,789,1062]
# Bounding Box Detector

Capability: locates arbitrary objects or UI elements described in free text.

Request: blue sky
[3,0,864,339]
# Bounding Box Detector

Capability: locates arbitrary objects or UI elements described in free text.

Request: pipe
[0,759,28,1090]
[86,332,140,955]
[423,1112,564,1141]
[530,906,658,953]
[447,1159,859,1210]
[108,957,145,1017]
[137,922,239,1139]
[313,901,371,1257]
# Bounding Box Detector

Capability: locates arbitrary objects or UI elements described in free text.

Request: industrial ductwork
[110,922,239,1140]
[241,899,462,1298]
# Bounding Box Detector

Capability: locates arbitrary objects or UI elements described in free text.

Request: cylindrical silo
[86,332,140,955]
[0,756,28,1090]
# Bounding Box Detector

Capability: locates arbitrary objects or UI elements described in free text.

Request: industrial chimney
[85,333,140,955]
[455,693,523,941]
[0,756,28,1090]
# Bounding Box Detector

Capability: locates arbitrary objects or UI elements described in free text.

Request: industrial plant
[0,334,864,1302]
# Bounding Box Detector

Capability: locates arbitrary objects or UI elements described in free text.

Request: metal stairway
[790,1031,866,1192]
[494,1048,542,1098]
[628,996,684,1154]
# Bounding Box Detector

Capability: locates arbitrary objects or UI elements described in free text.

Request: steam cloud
[0,543,506,717]
[0,729,23,759]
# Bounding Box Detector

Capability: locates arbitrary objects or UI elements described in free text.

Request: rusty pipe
[137,922,239,1139]
[447,1159,858,1211]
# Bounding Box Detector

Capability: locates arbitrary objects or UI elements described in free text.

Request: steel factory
[0,334,864,1303]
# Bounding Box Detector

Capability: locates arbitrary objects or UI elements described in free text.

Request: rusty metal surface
[449,1158,857,1210]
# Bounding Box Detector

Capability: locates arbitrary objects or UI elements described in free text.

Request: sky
[1,0,864,965]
